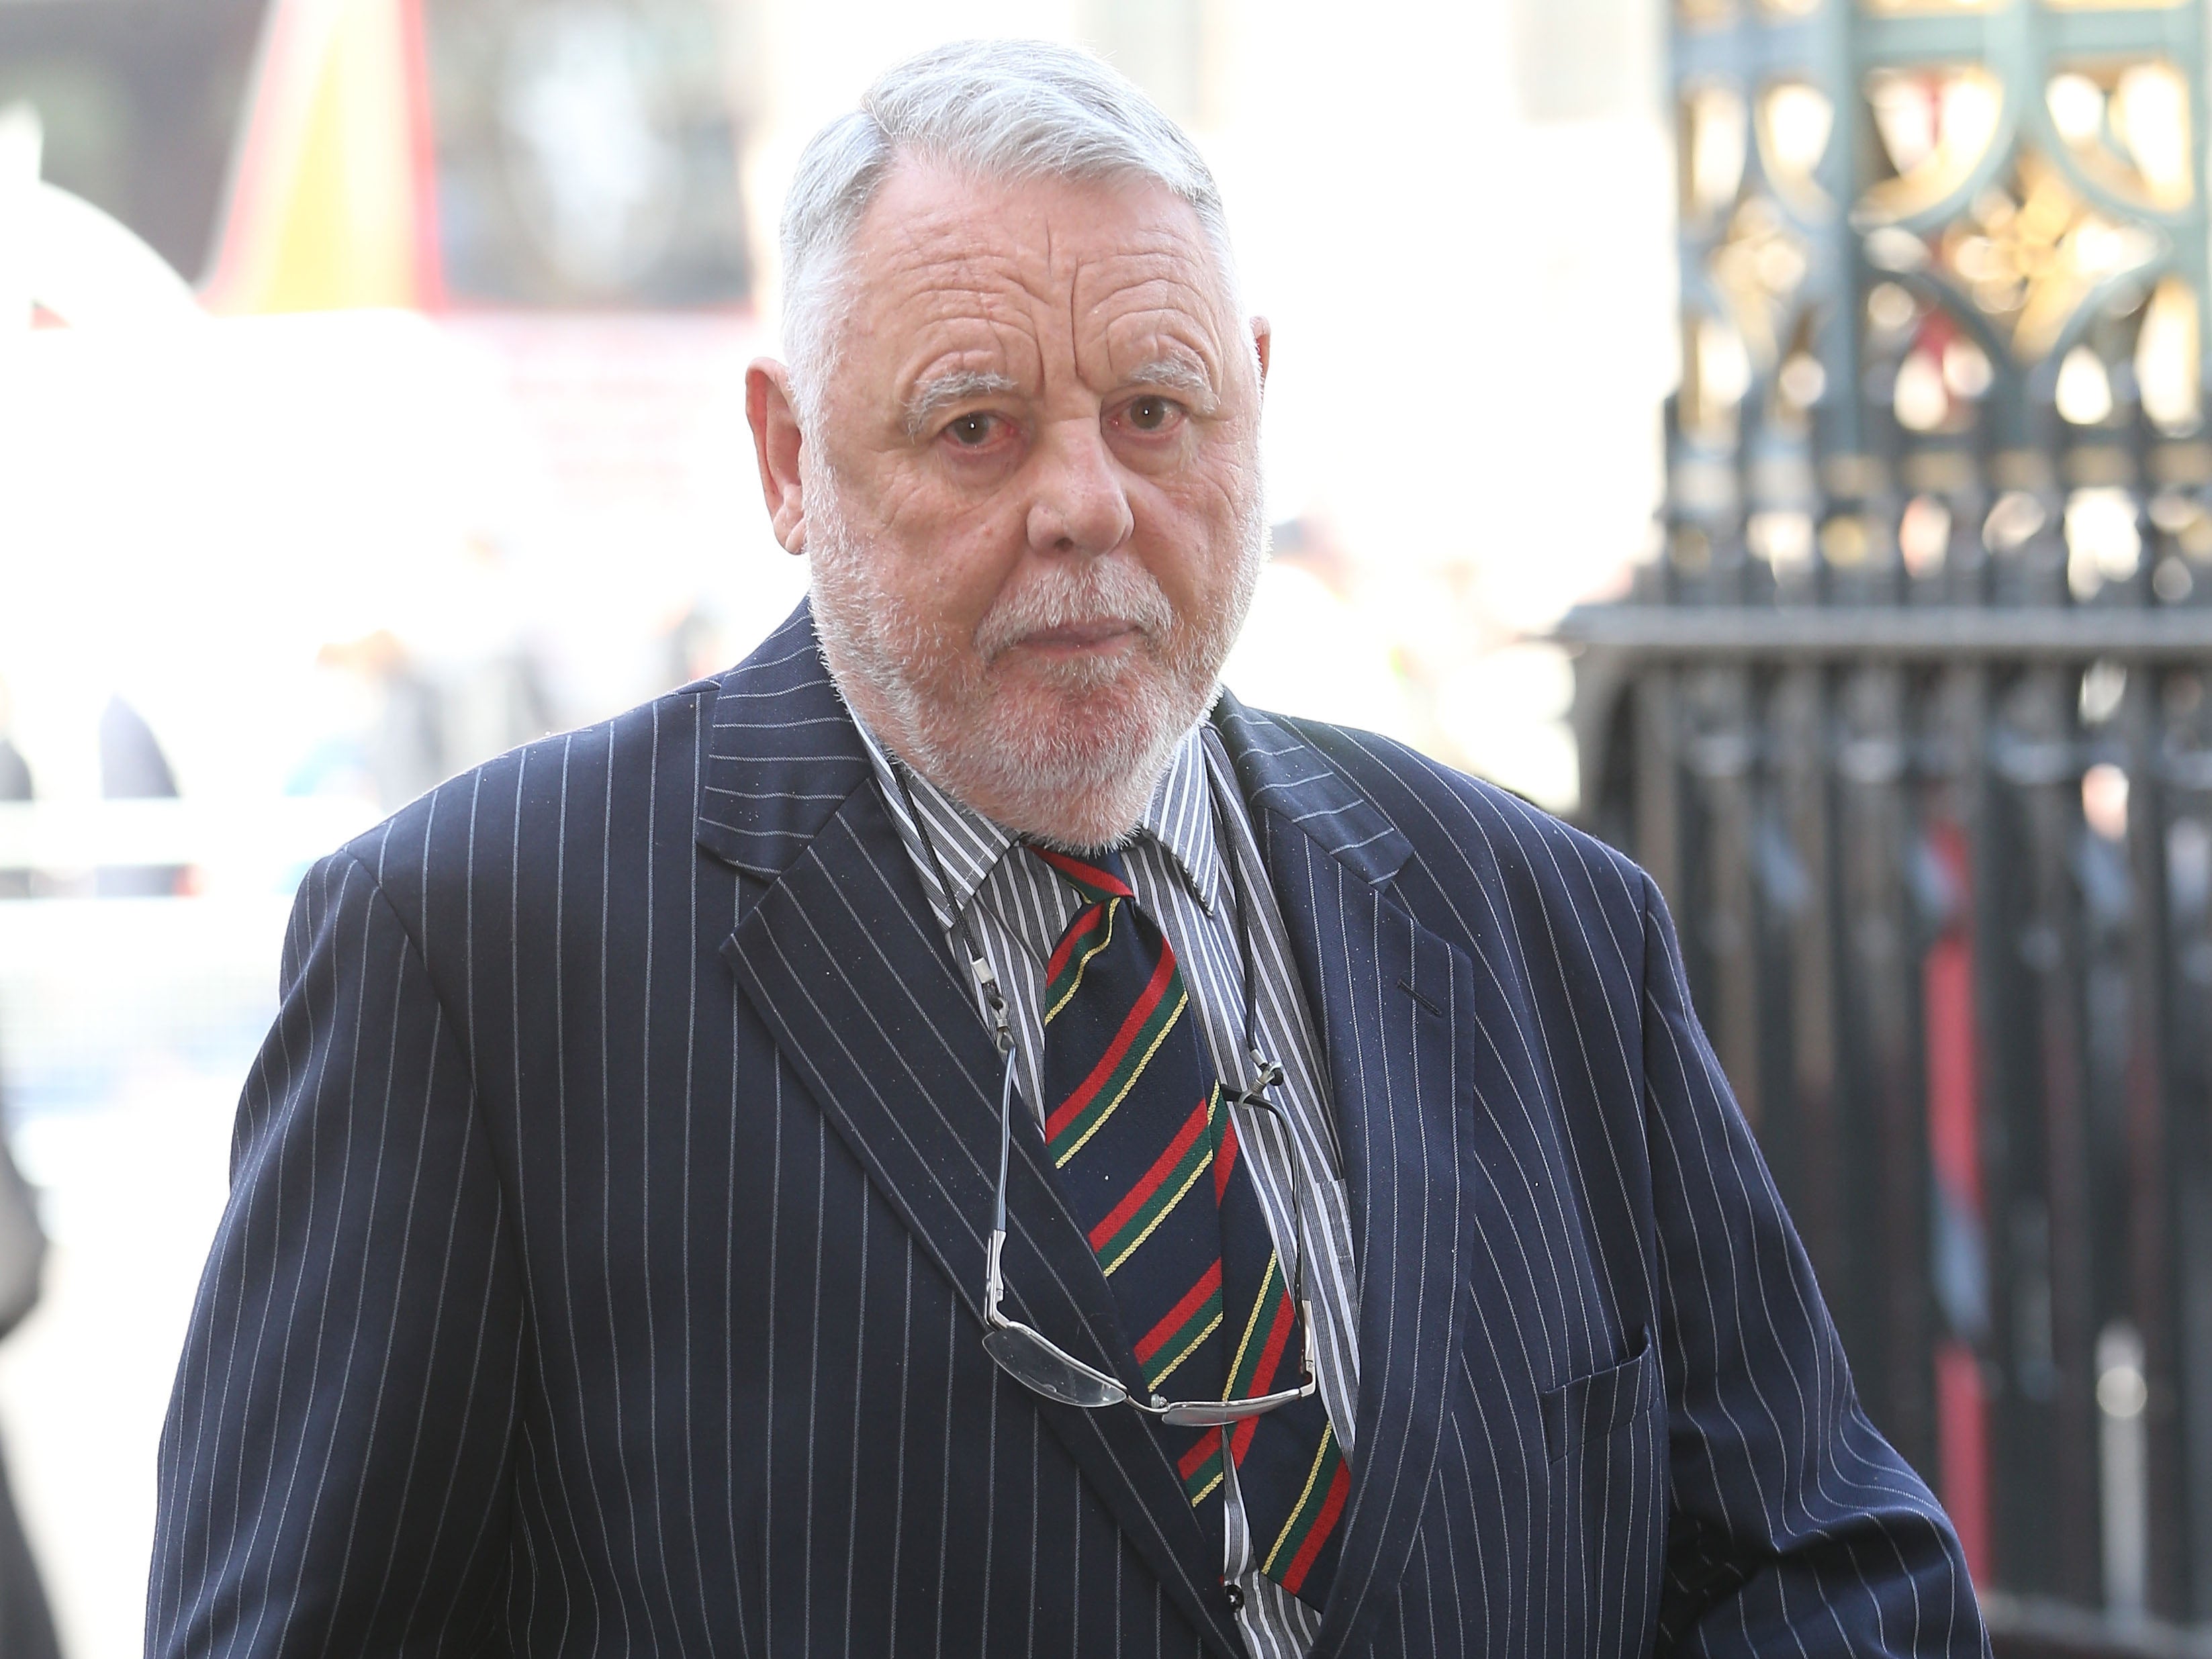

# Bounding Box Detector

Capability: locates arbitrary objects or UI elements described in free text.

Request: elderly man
[150,40,1982,1659]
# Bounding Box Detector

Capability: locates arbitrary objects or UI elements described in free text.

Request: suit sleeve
[1636,871,1987,1658]
[148,850,524,1656]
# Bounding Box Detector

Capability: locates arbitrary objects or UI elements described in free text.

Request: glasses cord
[887,759,1019,1243]
[1203,773,1316,1318]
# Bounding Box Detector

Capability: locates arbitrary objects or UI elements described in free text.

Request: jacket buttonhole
[1395,978,1443,1018]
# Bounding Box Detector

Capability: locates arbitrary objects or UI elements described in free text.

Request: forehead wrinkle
[884,257,1027,326]
[1099,301,1219,357]
[1066,220,1230,308]
[867,203,1036,334]
[1098,304,1224,395]
[880,275,1046,429]
[1070,252,1217,311]
[1077,254,1226,327]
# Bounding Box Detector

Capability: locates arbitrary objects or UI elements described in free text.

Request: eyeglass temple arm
[979,953,1015,1313]
[1231,1064,1320,1386]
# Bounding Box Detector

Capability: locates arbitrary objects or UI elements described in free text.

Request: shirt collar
[855,716,1224,929]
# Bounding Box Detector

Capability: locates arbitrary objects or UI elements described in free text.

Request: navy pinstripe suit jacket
[150,604,1984,1658]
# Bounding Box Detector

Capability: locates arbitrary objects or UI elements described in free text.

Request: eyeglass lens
[982,1324,1127,1408]
[1158,1394,1297,1428]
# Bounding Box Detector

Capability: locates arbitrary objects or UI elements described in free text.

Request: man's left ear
[1250,317,1271,391]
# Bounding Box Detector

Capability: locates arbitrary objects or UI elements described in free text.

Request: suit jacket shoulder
[1263,708,1651,970]
[1217,700,1662,1139]
[312,675,737,1027]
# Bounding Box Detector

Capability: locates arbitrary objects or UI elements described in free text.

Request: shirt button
[1224,1581,1246,1613]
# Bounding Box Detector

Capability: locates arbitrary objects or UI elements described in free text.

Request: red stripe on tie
[1045,903,1106,984]
[1230,1411,1259,1468]
[1044,948,1177,1143]
[1229,1294,1299,1466]
[1088,1100,1213,1252]
[1213,1111,1240,1202]
[1134,1262,1222,1364]
[1033,847,1135,899]
[1251,1289,1298,1394]
[1179,1432,1222,1481]
[1278,1458,1352,1597]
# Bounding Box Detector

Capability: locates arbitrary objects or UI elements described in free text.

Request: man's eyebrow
[903,370,1022,438]
[1122,357,1217,410]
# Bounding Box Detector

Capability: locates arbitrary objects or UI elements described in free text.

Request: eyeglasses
[979,1037,1320,1427]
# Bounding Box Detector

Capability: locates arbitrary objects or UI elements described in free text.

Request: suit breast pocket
[1538,1327,1669,1658]
[1540,1324,1662,1462]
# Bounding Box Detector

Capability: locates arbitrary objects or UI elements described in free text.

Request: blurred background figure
[308,632,449,809]
[0,1057,58,1659]
[0,697,28,809]
[0,667,50,1659]
[0,683,33,903]
[93,698,181,899]
[0,1439,58,1659]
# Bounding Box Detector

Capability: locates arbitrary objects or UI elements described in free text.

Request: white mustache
[974,560,1174,659]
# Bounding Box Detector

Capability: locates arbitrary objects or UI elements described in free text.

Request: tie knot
[1031,843,1136,907]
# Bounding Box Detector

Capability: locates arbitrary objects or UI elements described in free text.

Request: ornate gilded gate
[1567,0,2212,1638]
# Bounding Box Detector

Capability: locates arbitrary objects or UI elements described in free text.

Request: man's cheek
[1139,516,1230,611]
[866,465,948,540]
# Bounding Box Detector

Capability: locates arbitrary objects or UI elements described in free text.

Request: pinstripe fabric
[149,602,1986,1658]
[856,720,1352,1656]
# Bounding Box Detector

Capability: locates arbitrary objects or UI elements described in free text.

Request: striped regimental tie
[1033,845,1351,1609]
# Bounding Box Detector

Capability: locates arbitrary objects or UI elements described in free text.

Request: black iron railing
[1565,585,2212,1635]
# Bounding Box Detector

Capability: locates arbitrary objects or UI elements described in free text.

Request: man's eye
[1125,397,1179,432]
[946,413,999,446]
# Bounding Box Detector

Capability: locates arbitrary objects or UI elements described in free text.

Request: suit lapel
[1213,694,1480,1659]
[703,607,1248,1659]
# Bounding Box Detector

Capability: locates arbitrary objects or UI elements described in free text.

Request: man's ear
[1250,316,1271,391]
[746,359,809,554]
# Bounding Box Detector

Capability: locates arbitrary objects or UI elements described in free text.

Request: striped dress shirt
[857,718,1358,1657]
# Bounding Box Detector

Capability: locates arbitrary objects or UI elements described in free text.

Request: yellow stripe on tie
[1224,1258,1283,1388]
[1051,986,1188,1168]
[1102,1147,1215,1276]
[1044,902,1119,1023]
[1263,1425,1338,1577]
[1146,1311,1222,1390]
[1189,1468,1224,1506]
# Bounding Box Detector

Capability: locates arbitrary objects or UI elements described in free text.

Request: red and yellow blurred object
[201,0,442,315]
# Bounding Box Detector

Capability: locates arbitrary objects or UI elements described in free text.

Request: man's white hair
[778,38,1238,427]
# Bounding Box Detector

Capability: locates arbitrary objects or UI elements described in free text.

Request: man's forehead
[847,159,1233,390]
[894,304,1219,389]
[860,154,1213,269]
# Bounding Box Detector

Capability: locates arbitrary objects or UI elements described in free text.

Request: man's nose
[1025,418,1135,556]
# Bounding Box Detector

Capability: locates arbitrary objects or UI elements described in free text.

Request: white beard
[807,475,1264,851]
